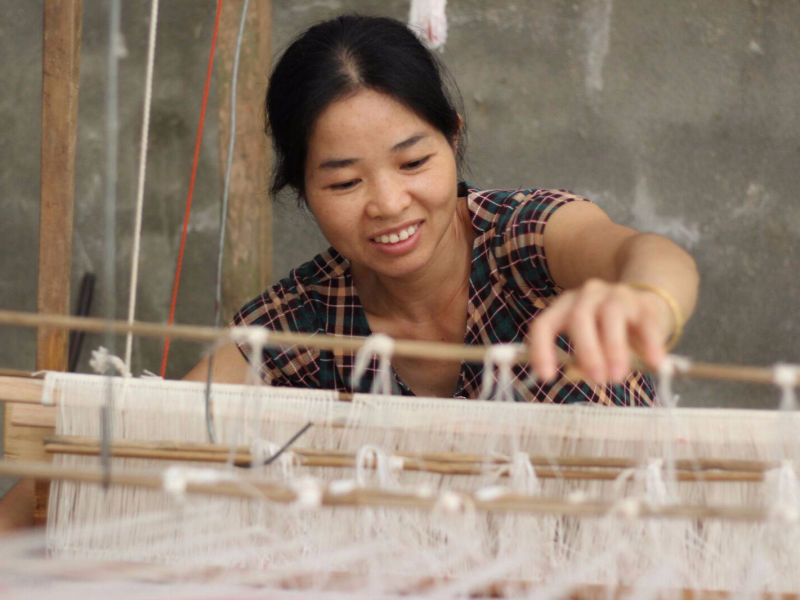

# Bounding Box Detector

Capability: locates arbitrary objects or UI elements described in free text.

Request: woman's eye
[330,179,359,190]
[402,156,430,170]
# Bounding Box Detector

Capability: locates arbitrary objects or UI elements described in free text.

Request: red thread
[160,0,223,377]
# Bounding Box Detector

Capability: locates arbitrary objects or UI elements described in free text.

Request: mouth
[370,222,421,246]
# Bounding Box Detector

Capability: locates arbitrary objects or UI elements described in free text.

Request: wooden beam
[38,0,82,371]
[216,0,272,322]
[1,0,83,529]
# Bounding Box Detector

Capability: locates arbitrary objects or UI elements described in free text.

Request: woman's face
[304,89,460,282]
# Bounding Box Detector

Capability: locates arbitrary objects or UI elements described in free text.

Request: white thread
[435,490,464,513]
[162,466,233,502]
[567,490,588,504]
[291,477,322,508]
[124,0,160,371]
[355,445,399,488]
[510,451,540,495]
[229,326,269,350]
[328,479,357,496]
[89,346,132,378]
[657,354,690,408]
[42,371,800,593]
[389,455,405,471]
[475,485,510,502]
[250,439,297,478]
[40,372,56,406]
[611,497,642,519]
[644,459,673,506]
[414,485,435,498]
[351,333,395,394]
[229,326,270,384]
[773,363,800,411]
[408,0,448,50]
[612,467,638,497]
[479,343,522,402]
[249,438,272,470]
[766,461,800,522]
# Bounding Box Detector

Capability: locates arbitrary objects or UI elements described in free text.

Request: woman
[185,15,698,405]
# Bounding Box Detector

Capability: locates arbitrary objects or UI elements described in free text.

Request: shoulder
[233,248,351,332]
[463,183,590,233]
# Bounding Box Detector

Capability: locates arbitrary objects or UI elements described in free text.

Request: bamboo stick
[42,435,772,482]
[0,458,774,521]
[0,309,797,388]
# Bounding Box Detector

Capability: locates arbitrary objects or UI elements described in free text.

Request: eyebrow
[391,133,427,152]
[316,133,429,170]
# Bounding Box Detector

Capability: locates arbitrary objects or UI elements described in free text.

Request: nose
[365,173,411,219]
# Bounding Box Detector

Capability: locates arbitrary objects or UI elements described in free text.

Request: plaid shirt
[233,183,655,406]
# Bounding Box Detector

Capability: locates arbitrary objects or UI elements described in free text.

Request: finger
[630,309,667,370]
[566,294,607,384]
[529,294,575,381]
[598,298,631,382]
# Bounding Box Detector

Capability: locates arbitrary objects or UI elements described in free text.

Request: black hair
[266,14,465,202]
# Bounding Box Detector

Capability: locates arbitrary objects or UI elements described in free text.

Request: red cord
[160,0,223,377]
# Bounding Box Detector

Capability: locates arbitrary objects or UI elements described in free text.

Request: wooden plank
[0,376,44,405]
[9,405,55,430]
[216,0,272,322]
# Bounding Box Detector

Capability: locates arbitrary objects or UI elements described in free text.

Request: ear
[450,114,464,151]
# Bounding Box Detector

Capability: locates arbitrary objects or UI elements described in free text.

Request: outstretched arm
[183,341,251,383]
[529,201,699,384]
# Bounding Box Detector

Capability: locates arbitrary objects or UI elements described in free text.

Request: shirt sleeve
[231,275,321,388]
[494,189,589,304]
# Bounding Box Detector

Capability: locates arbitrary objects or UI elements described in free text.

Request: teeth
[373,223,419,245]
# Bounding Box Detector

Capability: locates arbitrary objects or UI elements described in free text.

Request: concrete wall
[2,0,799,410]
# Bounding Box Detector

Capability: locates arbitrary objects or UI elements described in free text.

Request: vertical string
[123,0,160,371]
[478,344,520,403]
[160,0,224,377]
[214,0,251,332]
[351,334,395,394]
[203,0,251,443]
[101,0,123,488]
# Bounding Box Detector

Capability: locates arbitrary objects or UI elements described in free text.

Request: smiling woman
[183,14,699,405]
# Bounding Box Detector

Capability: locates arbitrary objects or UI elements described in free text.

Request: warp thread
[479,344,521,402]
[352,333,395,395]
[89,346,132,378]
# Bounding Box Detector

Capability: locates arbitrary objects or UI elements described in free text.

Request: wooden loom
[3,313,800,598]
[1,0,272,526]
[4,3,800,599]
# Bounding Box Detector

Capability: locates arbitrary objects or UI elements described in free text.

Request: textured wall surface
[2,1,799,411]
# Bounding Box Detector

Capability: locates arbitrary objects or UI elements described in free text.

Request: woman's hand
[528,279,677,384]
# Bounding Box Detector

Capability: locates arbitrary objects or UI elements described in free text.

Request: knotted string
[773,363,800,412]
[656,354,691,408]
[479,343,522,402]
[351,333,395,394]
[89,346,131,378]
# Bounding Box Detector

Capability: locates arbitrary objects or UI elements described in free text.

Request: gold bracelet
[624,281,684,350]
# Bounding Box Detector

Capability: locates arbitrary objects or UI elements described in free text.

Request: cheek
[308,200,361,248]
[416,167,458,210]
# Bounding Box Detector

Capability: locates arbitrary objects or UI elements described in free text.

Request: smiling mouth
[371,223,421,245]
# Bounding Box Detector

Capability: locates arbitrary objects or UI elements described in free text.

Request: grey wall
[2,0,799,410]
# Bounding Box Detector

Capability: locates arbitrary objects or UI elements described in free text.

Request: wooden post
[216,0,272,321]
[2,0,83,527]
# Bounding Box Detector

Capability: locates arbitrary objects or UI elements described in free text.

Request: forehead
[306,89,438,159]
